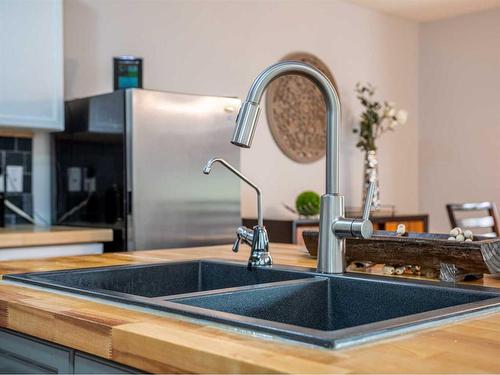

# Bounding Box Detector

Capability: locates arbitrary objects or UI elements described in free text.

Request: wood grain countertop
[0,244,499,373]
[0,225,113,248]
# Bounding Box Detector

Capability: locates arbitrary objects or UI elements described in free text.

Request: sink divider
[153,277,328,301]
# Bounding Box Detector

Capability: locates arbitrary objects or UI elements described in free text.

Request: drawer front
[74,353,139,374]
[0,329,72,374]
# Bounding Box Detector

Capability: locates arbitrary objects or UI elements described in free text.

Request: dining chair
[446,202,500,237]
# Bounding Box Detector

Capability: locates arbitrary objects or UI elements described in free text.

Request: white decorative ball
[448,236,456,241]
[450,228,459,237]
[464,230,473,240]
[396,224,406,235]
[456,234,465,242]
[395,266,405,275]
[383,265,395,275]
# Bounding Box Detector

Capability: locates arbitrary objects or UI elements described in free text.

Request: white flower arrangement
[353,83,408,152]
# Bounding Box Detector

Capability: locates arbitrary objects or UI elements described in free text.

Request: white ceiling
[346,0,500,22]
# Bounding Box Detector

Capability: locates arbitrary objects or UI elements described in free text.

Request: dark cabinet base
[0,328,140,374]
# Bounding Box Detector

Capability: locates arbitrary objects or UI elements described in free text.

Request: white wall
[419,9,500,231]
[63,0,419,219]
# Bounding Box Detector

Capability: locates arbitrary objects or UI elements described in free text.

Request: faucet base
[248,225,272,269]
[248,251,273,270]
[316,194,345,274]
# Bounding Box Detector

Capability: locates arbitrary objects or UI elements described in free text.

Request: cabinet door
[74,353,139,374]
[0,329,72,374]
[0,351,54,374]
[0,0,64,130]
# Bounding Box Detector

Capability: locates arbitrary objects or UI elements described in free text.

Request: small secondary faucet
[203,157,272,269]
[230,61,375,274]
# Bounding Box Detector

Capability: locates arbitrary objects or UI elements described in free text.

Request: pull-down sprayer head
[231,101,261,148]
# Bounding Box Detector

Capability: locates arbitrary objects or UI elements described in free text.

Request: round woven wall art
[265,52,338,163]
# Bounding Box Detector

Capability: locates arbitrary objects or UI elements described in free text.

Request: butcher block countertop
[0,225,113,248]
[0,244,500,373]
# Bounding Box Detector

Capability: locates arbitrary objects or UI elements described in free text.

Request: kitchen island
[0,226,114,260]
[0,243,499,373]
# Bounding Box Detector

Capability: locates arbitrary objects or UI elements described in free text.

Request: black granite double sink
[5,260,500,348]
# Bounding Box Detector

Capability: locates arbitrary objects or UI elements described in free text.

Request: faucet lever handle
[344,181,375,239]
[232,237,241,253]
[233,226,254,253]
[362,182,376,220]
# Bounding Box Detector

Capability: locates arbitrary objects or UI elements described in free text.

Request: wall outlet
[67,167,82,192]
[83,176,96,193]
[6,165,23,193]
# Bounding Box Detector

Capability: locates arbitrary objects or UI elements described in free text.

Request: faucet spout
[203,157,263,226]
[231,61,341,195]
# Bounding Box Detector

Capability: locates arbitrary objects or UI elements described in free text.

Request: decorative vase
[363,150,381,210]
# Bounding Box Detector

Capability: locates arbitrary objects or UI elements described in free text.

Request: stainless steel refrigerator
[54,89,241,252]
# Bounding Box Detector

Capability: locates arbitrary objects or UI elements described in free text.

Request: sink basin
[172,275,499,347]
[5,260,500,348]
[5,260,311,299]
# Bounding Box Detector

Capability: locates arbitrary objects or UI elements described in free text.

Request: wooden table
[0,244,499,373]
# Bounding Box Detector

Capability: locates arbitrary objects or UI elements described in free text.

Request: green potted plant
[295,191,320,218]
[283,191,321,218]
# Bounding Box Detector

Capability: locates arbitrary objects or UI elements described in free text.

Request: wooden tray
[302,230,500,281]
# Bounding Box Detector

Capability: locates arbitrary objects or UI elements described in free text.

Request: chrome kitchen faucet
[203,157,272,269]
[231,61,375,273]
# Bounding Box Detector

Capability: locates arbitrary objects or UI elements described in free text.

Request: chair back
[446,202,500,237]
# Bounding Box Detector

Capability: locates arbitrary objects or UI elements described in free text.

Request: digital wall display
[114,56,143,90]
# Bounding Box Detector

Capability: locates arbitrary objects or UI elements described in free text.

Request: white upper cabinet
[0,0,63,131]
